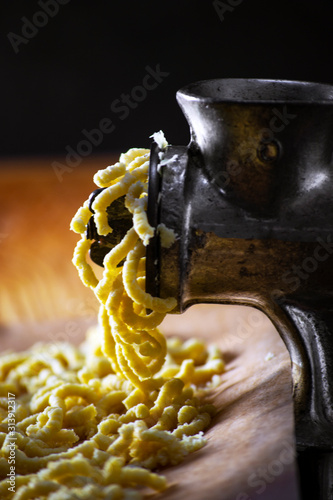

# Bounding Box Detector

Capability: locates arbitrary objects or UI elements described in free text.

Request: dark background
[1,0,333,159]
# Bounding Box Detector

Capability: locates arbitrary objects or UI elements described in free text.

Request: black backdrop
[2,0,333,159]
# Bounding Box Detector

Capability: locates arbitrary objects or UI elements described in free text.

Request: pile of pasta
[0,134,224,499]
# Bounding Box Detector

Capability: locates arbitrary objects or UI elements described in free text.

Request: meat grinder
[89,78,333,499]
[145,78,333,499]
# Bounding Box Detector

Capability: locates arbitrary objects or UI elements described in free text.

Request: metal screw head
[257,138,280,163]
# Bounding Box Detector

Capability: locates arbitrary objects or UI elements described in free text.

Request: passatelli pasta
[0,133,224,499]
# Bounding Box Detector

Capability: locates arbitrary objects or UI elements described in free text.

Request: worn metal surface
[146,79,333,499]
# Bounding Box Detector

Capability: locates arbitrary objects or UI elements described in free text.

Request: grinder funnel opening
[177,78,333,103]
[175,78,333,218]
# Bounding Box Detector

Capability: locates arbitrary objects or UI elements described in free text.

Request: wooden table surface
[0,156,301,499]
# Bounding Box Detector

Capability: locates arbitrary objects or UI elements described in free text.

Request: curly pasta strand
[93,161,126,188]
[123,242,176,313]
[95,228,138,304]
[70,201,92,235]
[72,236,98,289]
[92,164,149,236]
[119,293,166,330]
[119,148,149,169]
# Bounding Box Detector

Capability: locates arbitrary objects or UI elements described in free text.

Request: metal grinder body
[146,79,333,498]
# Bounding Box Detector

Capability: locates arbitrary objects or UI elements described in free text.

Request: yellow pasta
[70,201,93,235]
[0,133,225,499]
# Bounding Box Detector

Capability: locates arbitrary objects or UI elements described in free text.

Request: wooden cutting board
[0,157,301,499]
